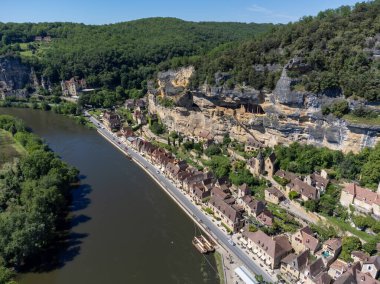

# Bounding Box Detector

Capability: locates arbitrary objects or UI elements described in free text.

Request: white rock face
[148,67,380,153]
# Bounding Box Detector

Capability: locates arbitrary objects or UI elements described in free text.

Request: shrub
[288,190,299,200]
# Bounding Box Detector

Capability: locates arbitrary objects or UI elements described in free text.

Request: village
[81,86,380,284]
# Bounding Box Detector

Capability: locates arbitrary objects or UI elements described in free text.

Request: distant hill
[187,1,380,101]
[0,18,273,89]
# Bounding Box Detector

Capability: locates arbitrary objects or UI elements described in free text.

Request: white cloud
[247,4,297,21]
[248,4,271,14]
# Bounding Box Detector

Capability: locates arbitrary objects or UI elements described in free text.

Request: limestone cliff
[148,66,380,153]
[0,56,32,99]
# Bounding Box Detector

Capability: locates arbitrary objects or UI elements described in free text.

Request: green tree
[340,236,362,262]
[288,191,299,200]
[208,156,231,179]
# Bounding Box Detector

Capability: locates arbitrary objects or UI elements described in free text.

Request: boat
[192,237,207,254]
[199,235,215,252]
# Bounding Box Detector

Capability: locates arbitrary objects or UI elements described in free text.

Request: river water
[0,108,219,284]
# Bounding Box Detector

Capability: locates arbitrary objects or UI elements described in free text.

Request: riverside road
[86,112,276,283]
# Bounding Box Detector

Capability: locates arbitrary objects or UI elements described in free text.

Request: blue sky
[0,0,361,24]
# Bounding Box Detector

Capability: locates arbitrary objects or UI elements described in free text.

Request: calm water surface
[0,108,218,284]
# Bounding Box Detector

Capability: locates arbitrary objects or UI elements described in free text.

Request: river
[0,108,219,284]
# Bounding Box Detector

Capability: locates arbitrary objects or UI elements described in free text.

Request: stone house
[339,183,380,217]
[280,250,310,282]
[334,262,380,284]
[246,152,264,177]
[121,126,134,139]
[237,183,250,198]
[61,77,87,97]
[242,230,293,269]
[183,172,212,192]
[165,162,182,180]
[286,178,320,201]
[275,170,299,183]
[328,259,349,280]
[316,238,342,266]
[304,172,330,194]
[211,186,230,200]
[302,258,331,284]
[362,256,380,279]
[196,130,214,142]
[176,171,193,188]
[291,226,320,255]
[190,184,211,203]
[265,187,285,205]
[214,177,230,189]
[355,270,380,284]
[240,196,265,217]
[264,152,277,177]
[257,209,274,227]
[244,137,263,152]
[351,251,369,264]
[103,111,121,131]
[208,194,244,233]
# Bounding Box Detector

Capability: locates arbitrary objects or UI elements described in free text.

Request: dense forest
[274,142,380,189]
[188,0,380,101]
[1,2,379,102]
[0,18,272,89]
[0,115,78,283]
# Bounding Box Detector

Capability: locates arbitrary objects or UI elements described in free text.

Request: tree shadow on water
[19,177,93,273]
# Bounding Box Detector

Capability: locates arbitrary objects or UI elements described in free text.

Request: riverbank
[96,129,227,284]
[88,112,275,283]
[1,107,222,284]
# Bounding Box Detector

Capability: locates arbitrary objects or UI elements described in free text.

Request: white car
[228,239,235,246]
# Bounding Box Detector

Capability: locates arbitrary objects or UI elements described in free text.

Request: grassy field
[343,114,380,126]
[323,215,377,243]
[0,129,27,167]
[214,251,225,284]
[18,42,50,60]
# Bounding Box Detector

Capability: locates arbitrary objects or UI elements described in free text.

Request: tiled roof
[243,230,292,260]
[329,259,348,273]
[314,272,332,284]
[343,183,380,206]
[209,195,241,223]
[288,178,319,200]
[364,256,380,270]
[257,210,274,226]
[310,173,329,188]
[282,250,309,272]
[307,258,326,278]
[324,238,342,251]
[265,187,285,198]
[355,270,380,284]
[351,250,369,261]
[275,170,298,181]
[247,199,265,216]
[300,226,320,252]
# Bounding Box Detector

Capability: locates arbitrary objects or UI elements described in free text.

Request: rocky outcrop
[272,69,305,106]
[364,33,380,60]
[148,67,380,153]
[0,56,32,99]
